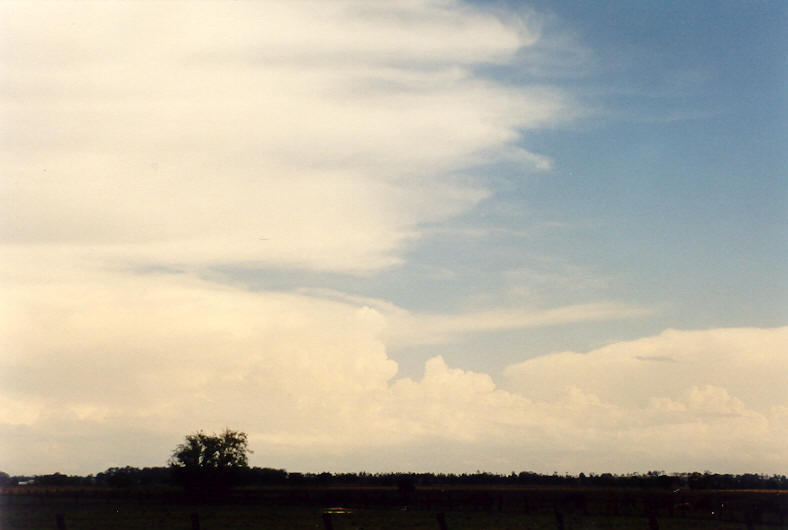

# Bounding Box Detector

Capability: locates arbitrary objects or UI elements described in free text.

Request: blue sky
[1,0,785,475]
[214,0,786,375]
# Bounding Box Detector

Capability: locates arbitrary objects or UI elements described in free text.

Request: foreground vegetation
[1,484,785,529]
[5,468,788,491]
[3,432,784,528]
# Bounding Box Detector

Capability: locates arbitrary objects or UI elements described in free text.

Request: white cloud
[500,328,788,472]
[504,327,788,412]
[295,287,649,347]
[0,259,784,474]
[383,302,652,347]
[1,0,567,274]
[1,1,783,478]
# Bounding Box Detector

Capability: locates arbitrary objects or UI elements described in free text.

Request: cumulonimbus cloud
[2,1,783,478]
[0,262,784,474]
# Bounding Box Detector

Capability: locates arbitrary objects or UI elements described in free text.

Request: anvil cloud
[1,1,785,475]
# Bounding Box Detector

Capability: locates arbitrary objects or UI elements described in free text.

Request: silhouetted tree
[0,471,14,487]
[169,429,252,500]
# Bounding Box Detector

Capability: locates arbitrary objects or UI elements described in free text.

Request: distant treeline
[2,468,786,491]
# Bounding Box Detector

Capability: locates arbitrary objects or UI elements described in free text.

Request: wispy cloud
[294,287,650,347]
[384,302,652,347]
[1,0,570,274]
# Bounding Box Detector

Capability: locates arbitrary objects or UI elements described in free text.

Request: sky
[0,0,786,476]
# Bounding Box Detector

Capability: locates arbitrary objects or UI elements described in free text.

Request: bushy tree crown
[169,429,251,471]
[169,428,252,499]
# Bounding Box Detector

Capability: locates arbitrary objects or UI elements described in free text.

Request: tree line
[3,469,786,491]
[2,429,785,491]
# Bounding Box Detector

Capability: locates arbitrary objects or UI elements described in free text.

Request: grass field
[1,487,785,530]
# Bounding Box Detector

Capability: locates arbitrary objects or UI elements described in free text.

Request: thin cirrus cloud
[383,302,652,347]
[1,0,568,273]
[295,287,651,348]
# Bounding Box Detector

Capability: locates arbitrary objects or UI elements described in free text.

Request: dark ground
[1,486,785,529]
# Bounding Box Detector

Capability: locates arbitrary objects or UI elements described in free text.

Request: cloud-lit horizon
[1,0,785,476]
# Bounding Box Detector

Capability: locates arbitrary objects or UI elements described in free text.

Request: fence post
[647,513,659,530]
[190,512,200,530]
[55,513,66,530]
[436,512,448,530]
[322,512,334,530]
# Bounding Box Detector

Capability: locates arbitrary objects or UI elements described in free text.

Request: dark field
[2,486,785,530]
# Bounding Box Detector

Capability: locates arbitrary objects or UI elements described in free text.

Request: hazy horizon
[1,0,786,476]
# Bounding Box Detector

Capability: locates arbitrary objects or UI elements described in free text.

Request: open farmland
[2,486,785,530]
